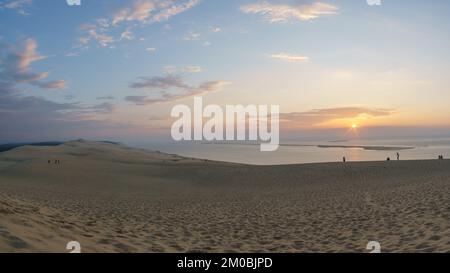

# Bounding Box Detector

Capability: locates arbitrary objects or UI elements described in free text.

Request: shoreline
[198,141,416,151]
[0,140,446,167]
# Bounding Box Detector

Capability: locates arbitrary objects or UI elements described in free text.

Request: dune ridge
[0,140,449,253]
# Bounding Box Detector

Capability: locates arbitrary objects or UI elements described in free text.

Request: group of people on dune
[48,159,61,164]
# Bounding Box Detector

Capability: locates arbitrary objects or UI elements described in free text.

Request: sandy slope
[0,140,449,253]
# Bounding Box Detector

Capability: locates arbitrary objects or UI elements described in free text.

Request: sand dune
[0,140,449,253]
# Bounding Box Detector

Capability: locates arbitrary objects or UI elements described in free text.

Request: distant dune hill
[0,142,63,153]
[0,140,449,253]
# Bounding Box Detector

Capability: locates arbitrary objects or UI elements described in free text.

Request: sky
[1,0,450,144]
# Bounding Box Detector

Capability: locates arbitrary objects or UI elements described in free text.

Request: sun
[351,123,358,129]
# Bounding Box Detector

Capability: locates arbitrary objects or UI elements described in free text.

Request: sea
[138,137,450,165]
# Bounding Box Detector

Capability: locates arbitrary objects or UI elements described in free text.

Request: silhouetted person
[343,157,346,163]
[397,153,400,161]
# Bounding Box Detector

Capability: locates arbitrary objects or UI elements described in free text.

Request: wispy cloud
[269,53,309,62]
[0,39,123,141]
[164,65,203,74]
[146,47,157,54]
[78,0,200,49]
[88,102,117,115]
[281,107,395,127]
[151,0,199,22]
[0,38,67,90]
[112,1,156,26]
[126,74,228,105]
[241,1,338,23]
[79,23,115,47]
[34,80,67,90]
[0,93,122,142]
[183,31,201,41]
[97,95,115,100]
[120,28,135,41]
[0,0,32,15]
[65,52,80,57]
[112,0,199,26]
[0,79,117,143]
[130,74,189,90]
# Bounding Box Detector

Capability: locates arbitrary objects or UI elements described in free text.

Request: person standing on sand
[343,157,346,163]
[397,153,400,160]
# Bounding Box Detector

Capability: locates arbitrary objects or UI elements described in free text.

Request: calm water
[138,138,450,165]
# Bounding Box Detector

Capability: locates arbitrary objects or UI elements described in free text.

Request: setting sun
[352,124,358,129]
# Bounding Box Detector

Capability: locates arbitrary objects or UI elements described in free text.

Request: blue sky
[1,0,450,143]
